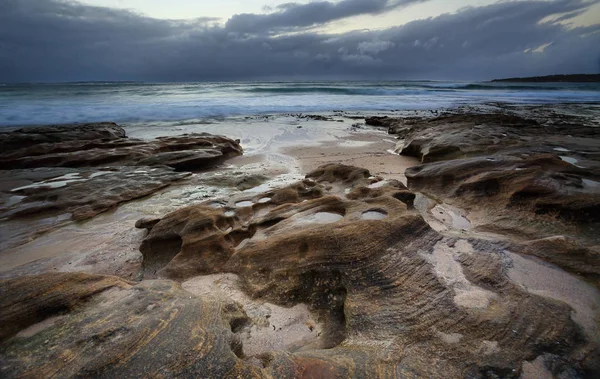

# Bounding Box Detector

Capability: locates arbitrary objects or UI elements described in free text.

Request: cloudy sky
[0,0,599,82]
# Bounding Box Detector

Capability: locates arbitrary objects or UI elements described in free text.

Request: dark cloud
[0,0,598,82]
[225,0,425,34]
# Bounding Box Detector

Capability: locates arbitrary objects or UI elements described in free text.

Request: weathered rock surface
[0,123,243,251]
[0,131,243,171]
[2,106,599,378]
[2,167,190,221]
[407,154,600,223]
[0,273,260,378]
[0,167,190,252]
[396,111,600,282]
[368,112,600,164]
[3,164,596,378]
[0,122,126,152]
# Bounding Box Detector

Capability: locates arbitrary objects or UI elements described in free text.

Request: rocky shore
[0,105,599,378]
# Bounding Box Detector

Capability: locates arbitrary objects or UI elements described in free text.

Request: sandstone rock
[0,273,130,342]
[0,122,125,152]
[0,273,261,378]
[130,164,598,377]
[514,236,600,280]
[377,112,600,163]
[0,167,190,252]
[388,110,600,284]
[3,167,190,221]
[2,260,594,378]
[0,124,244,252]
[0,164,597,377]
[2,110,599,378]
[406,153,599,219]
[0,132,243,171]
[134,217,161,230]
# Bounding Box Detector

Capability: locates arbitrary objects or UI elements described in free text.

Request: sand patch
[507,251,600,339]
[282,129,419,186]
[182,273,324,356]
[425,239,496,309]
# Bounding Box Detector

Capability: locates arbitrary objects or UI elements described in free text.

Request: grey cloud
[225,0,426,33]
[0,0,598,82]
[357,40,396,54]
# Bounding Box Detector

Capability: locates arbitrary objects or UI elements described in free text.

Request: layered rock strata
[0,123,243,250]
[1,164,598,378]
[367,112,599,284]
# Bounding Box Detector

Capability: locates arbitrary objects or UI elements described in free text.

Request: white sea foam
[1,81,599,126]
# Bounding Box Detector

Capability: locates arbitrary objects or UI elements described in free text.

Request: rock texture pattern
[0,123,243,251]
[374,111,600,284]
[1,164,598,378]
[1,108,599,378]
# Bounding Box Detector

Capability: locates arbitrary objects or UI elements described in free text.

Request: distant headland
[492,74,600,83]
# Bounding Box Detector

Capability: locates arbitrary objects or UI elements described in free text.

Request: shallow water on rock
[583,179,600,189]
[507,252,600,340]
[559,156,578,165]
[361,210,388,220]
[235,201,254,208]
[309,212,344,223]
[293,212,344,225]
[431,204,472,230]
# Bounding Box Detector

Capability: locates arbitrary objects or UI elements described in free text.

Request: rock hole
[259,217,285,228]
[230,316,250,334]
[230,334,245,358]
[299,242,309,259]
[393,191,416,208]
[140,234,183,279]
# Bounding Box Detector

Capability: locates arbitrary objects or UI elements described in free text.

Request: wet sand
[282,130,418,185]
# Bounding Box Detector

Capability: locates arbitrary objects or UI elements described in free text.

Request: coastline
[0,112,419,274]
[1,102,599,377]
[1,102,598,275]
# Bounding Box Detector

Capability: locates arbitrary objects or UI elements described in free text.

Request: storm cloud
[226,0,425,33]
[0,0,598,82]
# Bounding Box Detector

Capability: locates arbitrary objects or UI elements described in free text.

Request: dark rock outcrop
[0,123,243,251]
[3,167,191,221]
[373,112,600,164]
[0,131,243,171]
[379,110,600,283]
[0,122,126,152]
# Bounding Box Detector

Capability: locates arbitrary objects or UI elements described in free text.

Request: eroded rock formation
[0,123,243,251]
[0,130,242,170]
[2,164,598,378]
[375,111,600,284]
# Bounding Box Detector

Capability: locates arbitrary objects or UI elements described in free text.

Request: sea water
[1,81,599,126]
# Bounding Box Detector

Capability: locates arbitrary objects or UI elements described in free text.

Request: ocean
[1,81,599,127]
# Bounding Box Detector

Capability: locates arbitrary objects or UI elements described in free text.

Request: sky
[0,0,599,82]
